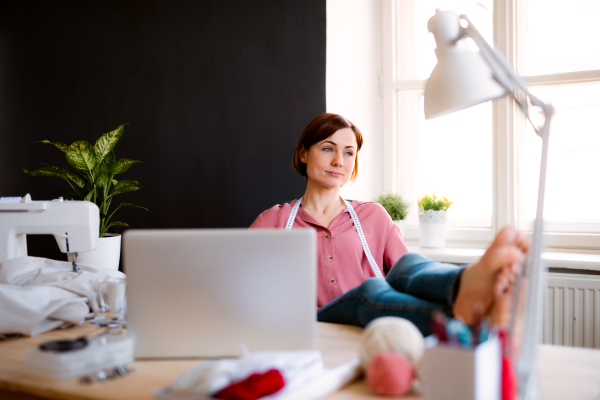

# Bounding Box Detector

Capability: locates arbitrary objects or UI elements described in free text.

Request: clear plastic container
[26,334,134,380]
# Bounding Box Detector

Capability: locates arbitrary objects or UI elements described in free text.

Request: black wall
[0,1,325,259]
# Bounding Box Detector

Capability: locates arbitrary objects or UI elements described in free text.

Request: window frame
[381,0,600,250]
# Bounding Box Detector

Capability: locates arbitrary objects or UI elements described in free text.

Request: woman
[250,113,527,334]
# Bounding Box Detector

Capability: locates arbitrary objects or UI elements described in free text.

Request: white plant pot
[68,233,121,271]
[419,210,447,248]
[393,219,406,238]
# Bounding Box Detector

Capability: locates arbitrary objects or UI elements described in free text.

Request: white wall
[326,0,382,202]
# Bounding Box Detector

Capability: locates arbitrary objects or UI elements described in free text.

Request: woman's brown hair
[292,113,363,181]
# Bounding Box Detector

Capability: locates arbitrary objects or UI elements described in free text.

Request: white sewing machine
[0,194,99,272]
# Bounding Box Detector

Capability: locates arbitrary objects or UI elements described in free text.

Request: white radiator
[543,272,600,348]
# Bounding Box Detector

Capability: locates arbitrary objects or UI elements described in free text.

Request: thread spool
[359,317,425,368]
[366,352,413,397]
[359,317,425,397]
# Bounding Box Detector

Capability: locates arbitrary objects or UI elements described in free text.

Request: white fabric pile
[155,349,362,400]
[169,350,324,398]
[0,256,125,336]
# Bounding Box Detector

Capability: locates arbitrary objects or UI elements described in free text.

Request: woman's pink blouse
[249,200,408,308]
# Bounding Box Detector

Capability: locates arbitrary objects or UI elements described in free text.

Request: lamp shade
[424,9,506,119]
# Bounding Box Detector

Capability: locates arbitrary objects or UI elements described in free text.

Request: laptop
[123,228,317,358]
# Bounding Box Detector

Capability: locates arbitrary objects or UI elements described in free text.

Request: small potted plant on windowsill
[418,193,453,248]
[24,124,148,270]
[374,192,409,237]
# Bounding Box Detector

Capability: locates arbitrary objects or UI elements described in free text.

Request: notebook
[123,228,317,358]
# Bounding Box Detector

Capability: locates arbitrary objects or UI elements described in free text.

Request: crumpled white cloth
[170,350,324,397]
[0,256,125,336]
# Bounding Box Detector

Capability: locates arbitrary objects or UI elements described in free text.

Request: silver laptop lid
[123,228,316,358]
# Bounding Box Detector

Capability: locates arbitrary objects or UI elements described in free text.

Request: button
[331,278,337,283]
[326,255,333,261]
[325,233,331,238]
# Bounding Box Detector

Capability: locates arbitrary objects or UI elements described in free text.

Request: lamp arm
[457,13,556,398]
[459,15,553,139]
[515,115,551,399]
[459,16,522,93]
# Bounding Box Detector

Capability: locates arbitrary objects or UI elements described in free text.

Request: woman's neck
[302,180,345,214]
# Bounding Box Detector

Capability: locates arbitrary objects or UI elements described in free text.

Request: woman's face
[300,127,358,189]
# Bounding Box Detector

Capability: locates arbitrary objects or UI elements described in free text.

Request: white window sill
[406,245,600,272]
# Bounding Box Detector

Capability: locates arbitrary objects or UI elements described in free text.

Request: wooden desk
[326,345,600,400]
[1,322,600,400]
[0,322,362,400]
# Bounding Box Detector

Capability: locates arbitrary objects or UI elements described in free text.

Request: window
[519,0,600,248]
[382,0,600,249]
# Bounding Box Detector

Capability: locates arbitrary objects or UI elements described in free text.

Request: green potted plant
[23,124,147,270]
[418,193,453,248]
[374,192,409,237]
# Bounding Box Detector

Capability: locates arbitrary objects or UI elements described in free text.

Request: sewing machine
[0,194,99,272]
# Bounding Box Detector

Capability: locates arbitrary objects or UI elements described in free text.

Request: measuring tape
[285,196,383,278]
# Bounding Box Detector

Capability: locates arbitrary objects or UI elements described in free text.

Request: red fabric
[213,369,285,400]
[498,329,516,400]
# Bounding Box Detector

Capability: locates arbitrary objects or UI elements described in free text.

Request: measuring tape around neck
[285,197,383,279]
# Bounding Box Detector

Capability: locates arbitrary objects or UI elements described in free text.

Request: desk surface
[327,344,600,400]
[0,322,362,400]
[1,323,600,400]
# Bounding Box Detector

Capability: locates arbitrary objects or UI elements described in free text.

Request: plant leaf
[66,141,97,172]
[107,221,129,228]
[25,165,87,191]
[75,170,88,179]
[119,202,149,211]
[418,193,453,211]
[95,151,116,188]
[110,185,140,196]
[112,158,141,175]
[374,192,409,221]
[84,189,94,202]
[36,140,69,153]
[94,125,124,166]
[114,179,140,189]
[45,165,86,188]
[24,166,64,179]
[25,165,88,191]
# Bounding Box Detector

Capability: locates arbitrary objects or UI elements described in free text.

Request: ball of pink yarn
[365,352,413,397]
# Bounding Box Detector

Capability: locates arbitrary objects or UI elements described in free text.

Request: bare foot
[453,225,529,325]
[489,276,515,328]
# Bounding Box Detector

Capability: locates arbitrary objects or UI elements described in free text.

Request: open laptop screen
[123,228,316,358]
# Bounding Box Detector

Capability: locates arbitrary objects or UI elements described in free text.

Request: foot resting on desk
[453,225,529,325]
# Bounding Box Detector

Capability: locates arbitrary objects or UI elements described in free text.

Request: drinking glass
[89,277,127,328]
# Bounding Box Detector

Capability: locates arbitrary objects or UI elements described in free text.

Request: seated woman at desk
[250,113,527,334]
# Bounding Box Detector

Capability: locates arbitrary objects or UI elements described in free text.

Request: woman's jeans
[317,253,464,336]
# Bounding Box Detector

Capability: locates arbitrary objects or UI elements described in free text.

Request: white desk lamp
[424,9,554,399]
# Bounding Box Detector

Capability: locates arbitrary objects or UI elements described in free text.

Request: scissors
[39,327,110,352]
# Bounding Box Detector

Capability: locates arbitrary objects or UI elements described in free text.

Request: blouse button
[325,233,331,238]
[326,255,333,261]
[331,278,337,283]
